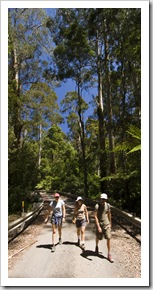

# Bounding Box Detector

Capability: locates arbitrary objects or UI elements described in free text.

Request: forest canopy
[8,8,141,216]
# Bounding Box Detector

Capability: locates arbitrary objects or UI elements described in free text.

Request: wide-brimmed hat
[76,196,83,202]
[100,193,108,200]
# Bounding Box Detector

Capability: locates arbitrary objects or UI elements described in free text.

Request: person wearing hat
[72,196,89,250]
[44,192,66,252]
[94,193,114,262]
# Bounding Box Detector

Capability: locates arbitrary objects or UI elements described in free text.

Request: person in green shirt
[94,193,114,263]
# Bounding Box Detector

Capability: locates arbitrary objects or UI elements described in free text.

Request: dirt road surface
[8,195,141,284]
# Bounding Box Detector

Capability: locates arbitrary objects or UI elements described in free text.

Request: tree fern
[126,125,141,154]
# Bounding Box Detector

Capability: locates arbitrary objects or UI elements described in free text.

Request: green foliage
[126,125,141,154]
[126,125,141,141]
[87,174,101,198]
[127,145,141,154]
[8,141,39,213]
[35,125,81,193]
[8,8,141,217]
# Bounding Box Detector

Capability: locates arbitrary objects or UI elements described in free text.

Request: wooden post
[22,200,24,215]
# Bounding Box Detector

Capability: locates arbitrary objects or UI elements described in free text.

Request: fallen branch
[8,240,37,259]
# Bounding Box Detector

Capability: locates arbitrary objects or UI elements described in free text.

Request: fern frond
[127,144,141,154]
[126,125,141,140]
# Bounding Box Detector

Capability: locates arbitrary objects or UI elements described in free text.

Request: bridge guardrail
[8,202,44,242]
[110,206,141,229]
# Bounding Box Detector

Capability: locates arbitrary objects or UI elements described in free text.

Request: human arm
[108,208,112,228]
[62,203,66,221]
[72,205,77,223]
[84,205,89,223]
[94,209,102,233]
[44,205,52,223]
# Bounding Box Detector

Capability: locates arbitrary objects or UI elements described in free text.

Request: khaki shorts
[96,225,111,240]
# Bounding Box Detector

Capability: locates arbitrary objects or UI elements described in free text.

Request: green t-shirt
[95,202,110,227]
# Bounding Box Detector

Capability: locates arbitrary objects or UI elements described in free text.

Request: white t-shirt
[50,199,65,217]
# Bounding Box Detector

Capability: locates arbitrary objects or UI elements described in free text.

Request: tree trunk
[104,24,116,174]
[38,124,42,167]
[120,60,126,172]
[12,12,23,148]
[12,23,23,148]
[96,31,107,192]
[77,82,88,197]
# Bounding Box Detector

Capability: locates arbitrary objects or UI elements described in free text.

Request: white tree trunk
[38,124,42,166]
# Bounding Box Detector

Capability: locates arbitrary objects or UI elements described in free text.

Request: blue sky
[54,79,97,134]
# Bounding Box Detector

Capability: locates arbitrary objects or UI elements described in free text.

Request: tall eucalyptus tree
[87,9,108,190]
[8,8,61,211]
[24,82,61,166]
[47,8,95,196]
[8,8,53,148]
[60,91,89,194]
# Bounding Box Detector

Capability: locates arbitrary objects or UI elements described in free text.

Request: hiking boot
[80,243,85,250]
[107,253,114,263]
[51,244,56,252]
[59,238,62,245]
[95,246,99,254]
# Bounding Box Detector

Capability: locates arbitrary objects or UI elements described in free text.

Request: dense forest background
[8,8,141,216]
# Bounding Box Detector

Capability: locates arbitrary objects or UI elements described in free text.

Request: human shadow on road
[36,243,58,250]
[80,250,107,261]
[62,241,79,247]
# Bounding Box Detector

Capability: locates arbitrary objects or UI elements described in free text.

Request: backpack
[97,202,110,212]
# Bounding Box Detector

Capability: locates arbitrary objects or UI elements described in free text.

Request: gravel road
[8,196,141,282]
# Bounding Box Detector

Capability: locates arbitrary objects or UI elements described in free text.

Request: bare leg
[77,227,81,238]
[95,237,99,253]
[107,238,111,255]
[107,238,114,262]
[81,226,85,244]
[79,226,85,249]
[96,237,99,247]
[52,224,56,245]
[58,225,62,239]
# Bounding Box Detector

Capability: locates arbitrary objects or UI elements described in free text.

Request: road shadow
[80,250,108,261]
[36,242,58,250]
[62,241,79,247]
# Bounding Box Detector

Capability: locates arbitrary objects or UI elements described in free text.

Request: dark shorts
[51,215,63,226]
[76,219,86,228]
[96,225,111,240]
